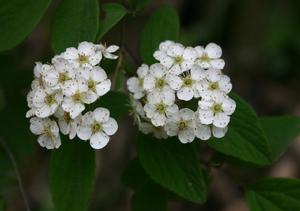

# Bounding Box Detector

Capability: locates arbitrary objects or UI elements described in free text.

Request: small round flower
[197,93,236,128]
[164,108,196,143]
[78,66,111,102]
[195,43,225,69]
[61,79,92,118]
[63,41,102,68]
[95,44,119,59]
[77,108,118,149]
[54,107,80,139]
[176,65,206,101]
[32,88,63,118]
[127,64,150,99]
[144,92,178,127]
[154,42,197,75]
[197,68,232,100]
[129,95,146,125]
[29,117,61,149]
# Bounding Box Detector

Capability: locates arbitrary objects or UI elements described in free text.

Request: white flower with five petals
[77,108,118,149]
[29,117,61,149]
[127,64,150,99]
[195,43,225,69]
[198,93,236,128]
[95,44,119,59]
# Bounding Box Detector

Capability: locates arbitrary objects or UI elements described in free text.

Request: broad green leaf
[137,134,209,204]
[50,138,96,211]
[128,0,150,11]
[246,178,300,211]
[93,91,129,118]
[260,116,300,161]
[140,6,180,64]
[97,3,127,40]
[209,93,272,166]
[51,0,99,53]
[0,0,51,51]
[132,183,167,211]
[0,198,4,211]
[122,158,151,190]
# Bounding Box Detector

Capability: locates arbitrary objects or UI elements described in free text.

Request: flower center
[44,94,56,105]
[155,103,166,114]
[87,79,96,91]
[59,73,70,83]
[63,112,71,123]
[183,76,194,87]
[38,76,43,86]
[91,122,102,133]
[44,127,52,136]
[178,121,187,130]
[212,103,223,113]
[199,53,211,62]
[78,54,89,64]
[72,92,83,103]
[138,78,144,87]
[208,82,219,90]
[155,78,166,89]
[174,56,183,64]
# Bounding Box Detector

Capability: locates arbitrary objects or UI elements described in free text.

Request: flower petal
[90,132,109,149]
[102,118,118,135]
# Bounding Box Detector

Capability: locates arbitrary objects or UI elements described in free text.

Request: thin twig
[0,139,32,211]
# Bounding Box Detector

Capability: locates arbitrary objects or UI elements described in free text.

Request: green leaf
[260,116,300,161]
[209,93,272,166]
[128,0,150,11]
[132,183,167,211]
[50,138,96,211]
[122,158,151,190]
[246,178,300,211]
[51,0,99,53]
[93,91,129,119]
[0,0,51,51]
[0,198,4,211]
[137,134,209,204]
[97,3,127,40]
[140,6,180,64]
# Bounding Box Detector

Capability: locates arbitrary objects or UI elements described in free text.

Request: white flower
[77,108,118,149]
[61,79,93,118]
[144,92,178,127]
[164,108,195,143]
[197,68,232,100]
[96,44,119,59]
[143,63,177,102]
[29,117,61,149]
[31,88,63,118]
[43,58,76,90]
[195,43,225,69]
[54,107,80,139]
[127,64,149,99]
[194,113,228,140]
[139,122,168,139]
[154,42,197,75]
[63,41,102,68]
[176,65,206,101]
[78,66,111,102]
[198,94,236,128]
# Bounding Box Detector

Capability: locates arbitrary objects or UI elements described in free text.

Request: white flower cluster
[26,42,119,150]
[127,41,236,143]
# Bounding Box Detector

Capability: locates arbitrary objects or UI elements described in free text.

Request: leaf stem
[0,139,32,211]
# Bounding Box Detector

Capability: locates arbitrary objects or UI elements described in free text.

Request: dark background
[0,0,300,210]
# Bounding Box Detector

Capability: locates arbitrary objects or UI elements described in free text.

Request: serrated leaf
[246,178,300,211]
[51,0,99,53]
[137,134,209,204]
[93,91,129,119]
[0,0,51,51]
[140,6,180,64]
[50,138,96,211]
[97,3,127,40]
[132,183,167,211]
[260,116,300,161]
[209,93,272,166]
